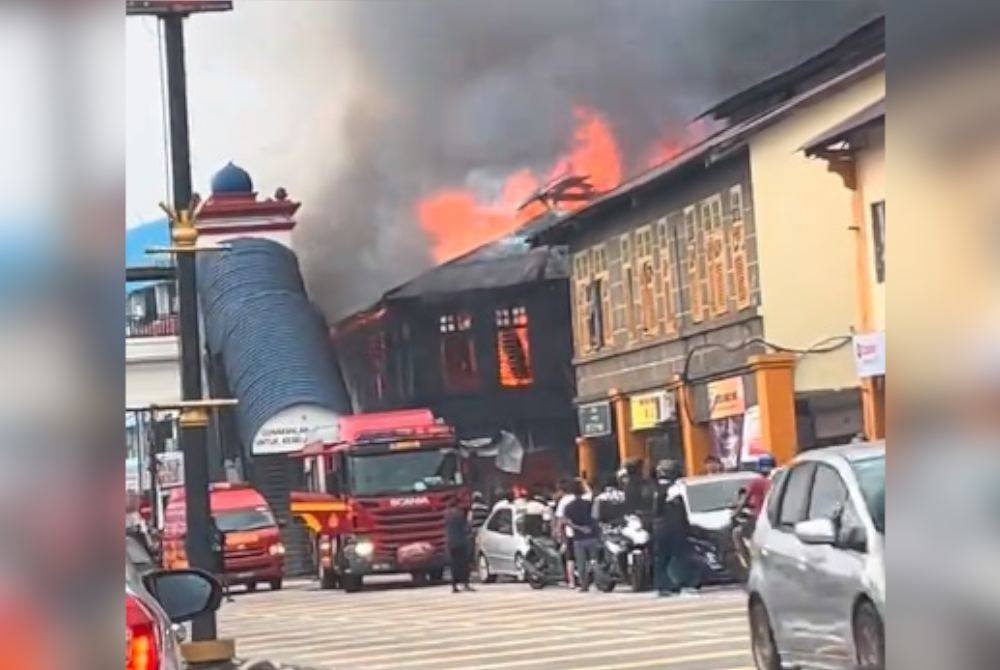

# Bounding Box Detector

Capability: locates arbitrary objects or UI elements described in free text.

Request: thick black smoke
[293,0,883,319]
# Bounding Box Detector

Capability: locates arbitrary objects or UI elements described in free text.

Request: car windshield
[348,449,462,495]
[686,476,758,513]
[214,507,276,532]
[851,455,885,534]
[517,513,552,537]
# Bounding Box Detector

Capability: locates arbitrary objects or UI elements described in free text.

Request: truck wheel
[270,578,283,591]
[341,574,363,593]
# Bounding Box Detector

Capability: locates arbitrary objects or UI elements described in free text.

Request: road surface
[220,576,753,670]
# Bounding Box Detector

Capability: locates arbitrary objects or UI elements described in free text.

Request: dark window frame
[775,462,817,531]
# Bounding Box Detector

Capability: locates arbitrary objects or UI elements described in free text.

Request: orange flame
[417,107,622,262]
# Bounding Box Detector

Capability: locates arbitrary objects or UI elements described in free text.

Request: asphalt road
[219,576,753,670]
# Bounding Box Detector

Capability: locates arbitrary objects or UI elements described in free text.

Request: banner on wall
[740,405,770,464]
[707,377,746,420]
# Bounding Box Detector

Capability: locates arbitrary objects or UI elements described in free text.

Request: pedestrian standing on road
[469,491,490,534]
[563,479,599,591]
[445,500,475,593]
[651,459,693,597]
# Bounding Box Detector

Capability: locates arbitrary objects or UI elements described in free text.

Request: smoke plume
[277,0,883,318]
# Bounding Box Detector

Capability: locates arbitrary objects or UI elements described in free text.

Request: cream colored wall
[749,71,885,393]
[857,140,885,332]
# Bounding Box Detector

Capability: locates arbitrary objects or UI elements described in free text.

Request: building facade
[536,16,885,479]
[333,222,579,489]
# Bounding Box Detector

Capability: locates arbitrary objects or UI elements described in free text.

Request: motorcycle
[522,535,564,589]
[592,514,652,593]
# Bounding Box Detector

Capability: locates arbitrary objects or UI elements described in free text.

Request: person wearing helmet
[650,459,691,596]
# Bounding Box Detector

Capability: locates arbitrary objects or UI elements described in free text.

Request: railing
[126,315,180,338]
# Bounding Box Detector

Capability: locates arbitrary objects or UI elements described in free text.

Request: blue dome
[210,161,253,195]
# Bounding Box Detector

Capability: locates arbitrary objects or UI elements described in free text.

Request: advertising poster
[739,405,769,465]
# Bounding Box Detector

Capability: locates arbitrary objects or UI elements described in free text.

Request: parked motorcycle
[592,514,652,593]
[523,535,564,589]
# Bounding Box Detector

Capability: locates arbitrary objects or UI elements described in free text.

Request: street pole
[162,12,216,642]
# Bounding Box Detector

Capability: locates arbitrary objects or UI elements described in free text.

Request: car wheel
[514,553,526,582]
[749,598,781,670]
[270,578,283,591]
[341,574,363,593]
[478,553,497,583]
[854,600,885,670]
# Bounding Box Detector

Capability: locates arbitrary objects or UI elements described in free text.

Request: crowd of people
[450,457,745,597]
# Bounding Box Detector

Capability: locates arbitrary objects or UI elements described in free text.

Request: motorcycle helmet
[654,459,682,483]
[756,454,777,475]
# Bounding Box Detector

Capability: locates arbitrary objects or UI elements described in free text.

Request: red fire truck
[290,409,469,592]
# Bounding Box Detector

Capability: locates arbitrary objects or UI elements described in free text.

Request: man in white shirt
[555,477,593,587]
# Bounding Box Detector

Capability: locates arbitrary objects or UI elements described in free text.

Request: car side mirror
[793,518,836,545]
[142,568,223,624]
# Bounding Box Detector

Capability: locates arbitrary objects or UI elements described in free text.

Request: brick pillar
[748,353,798,465]
[668,375,711,477]
[576,437,600,481]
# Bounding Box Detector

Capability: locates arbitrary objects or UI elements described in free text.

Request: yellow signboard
[630,390,674,431]
[707,376,746,420]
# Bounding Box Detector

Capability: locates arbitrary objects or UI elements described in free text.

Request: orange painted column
[610,389,644,465]
[748,353,798,465]
[861,376,886,440]
[668,375,711,477]
[576,437,600,481]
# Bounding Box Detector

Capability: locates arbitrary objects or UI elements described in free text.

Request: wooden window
[702,194,728,316]
[620,234,638,336]
[635,225,656,336]
[591,245,612,346]
[495,306,533,387]
[572,251,592,355]
[683,206,705,323]
[439,312,478,392]
[728,185,753,310]
[656,216,678,333]
[871,200,885,283]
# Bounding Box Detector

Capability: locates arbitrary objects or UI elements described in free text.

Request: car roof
[795,441,885,465]
[677,471,760,486]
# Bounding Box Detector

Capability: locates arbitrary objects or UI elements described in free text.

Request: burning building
[332,213,577,490]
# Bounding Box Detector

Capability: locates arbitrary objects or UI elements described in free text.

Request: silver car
[126,534,225,670]
[747,442,885,670]
[476,501,552,582]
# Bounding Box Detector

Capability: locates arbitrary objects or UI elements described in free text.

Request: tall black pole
[163,13,216,641]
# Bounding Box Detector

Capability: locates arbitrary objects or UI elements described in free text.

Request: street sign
[578,401,612,437]
[157,451,185,488]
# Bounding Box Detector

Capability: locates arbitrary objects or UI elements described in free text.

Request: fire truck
[290,409,469,592]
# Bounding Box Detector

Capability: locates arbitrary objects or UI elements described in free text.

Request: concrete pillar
[668,375,711,477]
[576,437,600,481]
[861,375,886,440]
[748,353,798,465]
[610,389,644,465]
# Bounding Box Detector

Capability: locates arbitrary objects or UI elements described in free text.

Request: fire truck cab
[291,409,468,592]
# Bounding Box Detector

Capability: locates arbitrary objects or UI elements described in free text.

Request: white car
[476,501,551,582]
[747,442,885,670]
[669,472,761,532]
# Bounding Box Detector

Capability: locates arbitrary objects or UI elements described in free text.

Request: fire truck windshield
[347,449,462,496]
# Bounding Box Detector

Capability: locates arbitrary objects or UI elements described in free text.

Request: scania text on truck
[290,409,468,592]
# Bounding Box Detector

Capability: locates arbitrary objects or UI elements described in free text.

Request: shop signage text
[578,401,612,438]
[630,390,675,431]
[708,376,746,420]
[853,331,886,378]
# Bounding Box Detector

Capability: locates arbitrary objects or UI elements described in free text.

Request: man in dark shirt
[444,501,475,593]
[651,459,692,596]
[562,479,599,591]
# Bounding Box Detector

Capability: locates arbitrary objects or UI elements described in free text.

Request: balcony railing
[126,315,180,338]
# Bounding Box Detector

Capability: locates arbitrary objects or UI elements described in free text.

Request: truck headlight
[353,540,374,558]
[268,543,285,556]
